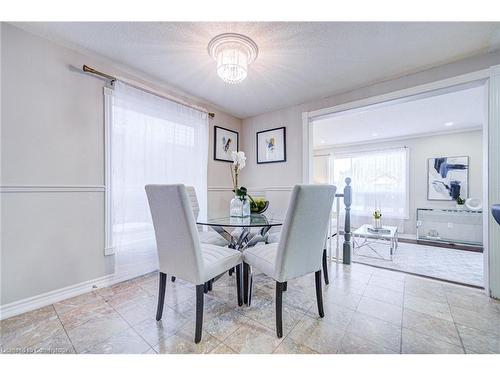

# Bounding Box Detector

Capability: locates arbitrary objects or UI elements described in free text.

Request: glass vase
[373,217,382,229]
[230,196,251,217]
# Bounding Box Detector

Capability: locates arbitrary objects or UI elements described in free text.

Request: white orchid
[230,151,246,194]
[231,151,246,170]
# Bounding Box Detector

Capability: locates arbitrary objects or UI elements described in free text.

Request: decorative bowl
[250,200,269,214]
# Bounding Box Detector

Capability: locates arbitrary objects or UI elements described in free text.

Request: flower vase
[230,196,251,217]
[373,217,382,229]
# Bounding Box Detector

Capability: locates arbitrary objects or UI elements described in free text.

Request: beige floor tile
[25,330,75,354]
[368,276,405,292]
[1,306,65,351]
[357,296,403,325]
[210,343,237,354]
[327,277,368,295]
[223,319,283,354]
[404,294,453,322]
[401,328,464,354]
[113,295,158,326]
[445,287,500,314]
[142,347,158,354]
[56,301,115,331]
[132,307,190,347]
[66,310,130,353]
[288,315,346,354]
[456,324,500,354]
[0,305,57,334]
[237,298,305,336]
[322,288,363,311]
[183,310,250,342]
[84,327,151,354]
[402,309,461,346]
[305,301,355,327]
[338,331,398,354]
[450,305,500,336]
[273,337,318,354]
[346,312,401,353]
[53,292,106,315]
[154,327,220,354]
[363,284,404,306]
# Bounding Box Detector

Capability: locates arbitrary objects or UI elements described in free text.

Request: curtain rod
[82,65,215,118]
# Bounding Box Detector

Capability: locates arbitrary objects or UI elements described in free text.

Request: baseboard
[0,273,117,320]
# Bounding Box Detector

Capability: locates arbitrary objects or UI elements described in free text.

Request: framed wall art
[256,126,286,164]
[214,126,239,162]
[427,156,469,200]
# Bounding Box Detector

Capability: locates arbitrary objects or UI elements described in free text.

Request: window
[109,82,208,277]
[333,147,409,219]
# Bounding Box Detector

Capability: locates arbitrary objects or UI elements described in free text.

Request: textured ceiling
[13,22,500,118]
[313,85,484,147]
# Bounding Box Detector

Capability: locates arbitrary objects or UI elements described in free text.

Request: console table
[416,208,483,247]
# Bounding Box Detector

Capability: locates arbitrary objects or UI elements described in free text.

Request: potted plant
[456,196,466,210]
[373,209,382,229]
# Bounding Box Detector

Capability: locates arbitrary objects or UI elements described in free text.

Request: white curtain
[332,147,408,230]
[111,82,208,278]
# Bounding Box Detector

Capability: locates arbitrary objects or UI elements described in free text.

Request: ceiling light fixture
[444,121,454,127]
[372,132,379,137]
[208,33,258,84]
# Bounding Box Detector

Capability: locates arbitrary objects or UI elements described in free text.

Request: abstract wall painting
[427,156,469,200]
[214,126,239,162]
[256,126,286,164]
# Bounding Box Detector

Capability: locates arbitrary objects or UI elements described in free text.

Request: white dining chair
[185,186,229,247]
[265,215,337,285]
[242,184,336,337]
[168,186,230,285]
[145,184,243,343]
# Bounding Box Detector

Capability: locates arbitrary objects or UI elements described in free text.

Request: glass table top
[197,214,283,228]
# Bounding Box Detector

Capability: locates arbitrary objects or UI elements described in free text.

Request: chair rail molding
[0,185,106,193]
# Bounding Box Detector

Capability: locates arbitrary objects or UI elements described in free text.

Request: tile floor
[352,241,483,286]
[1,263,499,354]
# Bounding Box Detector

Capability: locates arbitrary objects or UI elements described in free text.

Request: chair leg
[156,272,167,321]
[322,249,329,285]
[195,284,204,343]
[203,282,209,294]
[229,267,234,276]
[276,281,285,338]
[243,262,249,304]
[235,264,243,306]
[171,276,176,282]
[243,262,253,306]
[283,282,287,292]
[248,273,253,306]
[315,270,325,318]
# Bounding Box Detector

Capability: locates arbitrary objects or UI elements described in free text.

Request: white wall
[0,23,241,306]
[314,130,483,235]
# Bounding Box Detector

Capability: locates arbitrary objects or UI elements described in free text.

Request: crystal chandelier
[208,33,258,84]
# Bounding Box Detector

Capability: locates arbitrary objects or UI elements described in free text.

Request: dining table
[196,213,283,250]
[196,213,283,304]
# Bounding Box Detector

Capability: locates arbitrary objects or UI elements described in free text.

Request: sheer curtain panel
[110,82,208,278]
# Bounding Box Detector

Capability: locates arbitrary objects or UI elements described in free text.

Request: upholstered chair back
[145,184,204,284]
[274,184,336,282]
[185,186,200,219]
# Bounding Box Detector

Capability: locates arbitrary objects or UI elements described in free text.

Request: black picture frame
[213,126,239,163]
[256,126,287,164]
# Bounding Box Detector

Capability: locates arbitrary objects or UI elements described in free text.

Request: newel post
[343,177,352,264]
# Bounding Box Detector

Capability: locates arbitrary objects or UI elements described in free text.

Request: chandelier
[208,33,258,84]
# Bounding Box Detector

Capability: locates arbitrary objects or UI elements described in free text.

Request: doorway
[308,81,488,288]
